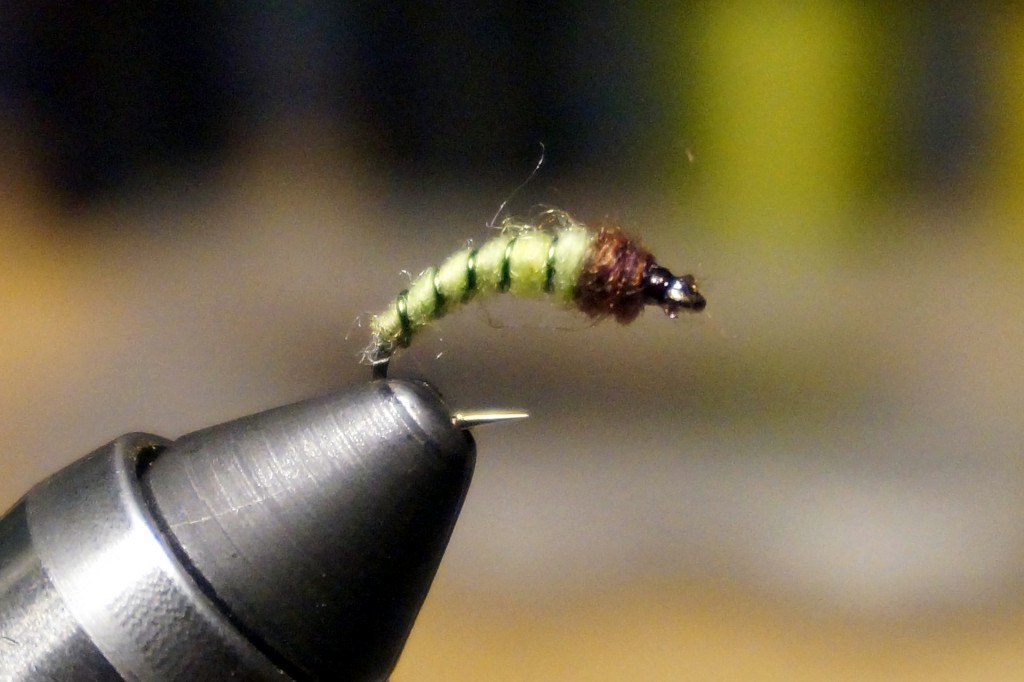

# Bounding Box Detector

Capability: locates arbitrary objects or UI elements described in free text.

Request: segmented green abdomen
[369,225,593,363]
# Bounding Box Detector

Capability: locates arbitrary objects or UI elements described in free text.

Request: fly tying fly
[367,209,706,378]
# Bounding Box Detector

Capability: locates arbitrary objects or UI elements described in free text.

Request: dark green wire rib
[498,237,518,292]
[543,233,560,293]
[395,290,411,347]
[431,267,445,313]
[463,248,479,302]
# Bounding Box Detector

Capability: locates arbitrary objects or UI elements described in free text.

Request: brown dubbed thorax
[575,226,654,323]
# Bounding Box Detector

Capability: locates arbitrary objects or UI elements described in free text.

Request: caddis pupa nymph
[368,210,705,376]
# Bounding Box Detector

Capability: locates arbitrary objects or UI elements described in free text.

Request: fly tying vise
[367,209,706,378]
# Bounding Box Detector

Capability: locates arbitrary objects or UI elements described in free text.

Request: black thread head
[642,265,706,318]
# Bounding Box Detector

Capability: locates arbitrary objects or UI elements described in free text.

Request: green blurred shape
[673,2,897,245]
[988,7,1024,244]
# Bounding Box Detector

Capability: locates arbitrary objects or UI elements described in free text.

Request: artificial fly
[367,209,706,377]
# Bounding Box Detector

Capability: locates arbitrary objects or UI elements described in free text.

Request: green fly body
[368,210,705,376]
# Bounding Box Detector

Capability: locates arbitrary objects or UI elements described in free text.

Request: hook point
[452,409,530,430]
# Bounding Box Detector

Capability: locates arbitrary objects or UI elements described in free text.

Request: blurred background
[2,2,1023,679]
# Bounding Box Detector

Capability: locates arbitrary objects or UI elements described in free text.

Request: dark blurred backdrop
[2,2,682,203]
[1,3,1004,208]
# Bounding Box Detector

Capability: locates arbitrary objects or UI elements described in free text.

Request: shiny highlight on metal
[451,409,530,430]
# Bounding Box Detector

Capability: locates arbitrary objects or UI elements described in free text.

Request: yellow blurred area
[668,3,1024,252]
[0,173,86,396]
[989,5,1024,231]
[684,3,880,241]
[398,577,1024,681]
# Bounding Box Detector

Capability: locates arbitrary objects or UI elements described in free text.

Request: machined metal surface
[142,379,475,680]
[1,433,289,681]
[0,380,476,681]
[0,502,121,681]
